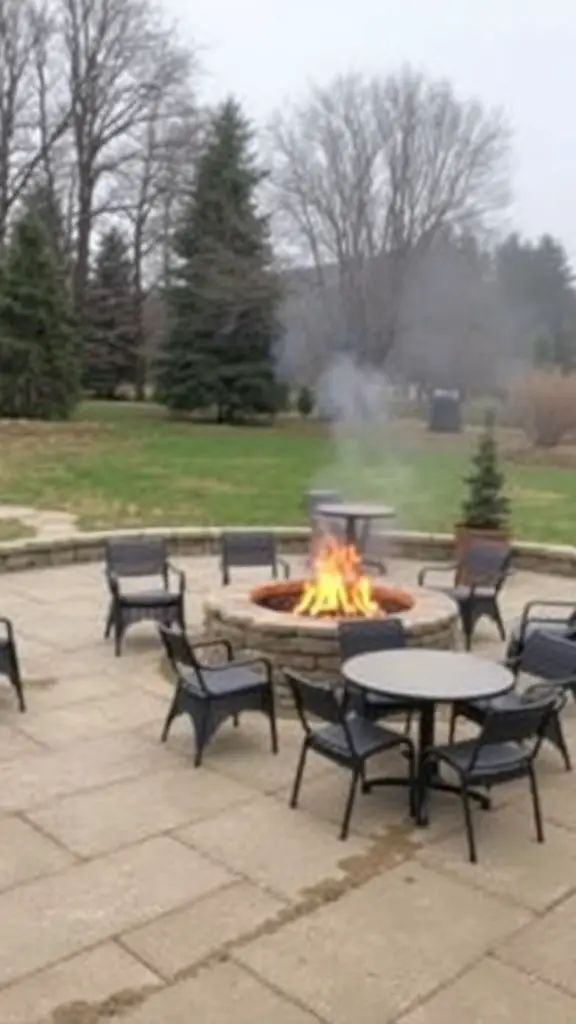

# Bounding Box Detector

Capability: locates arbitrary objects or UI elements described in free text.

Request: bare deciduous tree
[105,37,200,395]
[0,0,71,246]
[60,0,176,323]
[269,67,510,369]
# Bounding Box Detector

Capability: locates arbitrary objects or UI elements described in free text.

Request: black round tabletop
[316,502,395,520]
[342,649,514,704]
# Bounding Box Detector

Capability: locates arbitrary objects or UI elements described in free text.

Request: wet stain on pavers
[49,825,419,1021]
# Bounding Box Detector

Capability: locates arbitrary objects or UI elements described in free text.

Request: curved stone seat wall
[0,526,573,577]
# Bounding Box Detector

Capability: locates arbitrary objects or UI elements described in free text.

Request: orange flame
[294,538,381,618]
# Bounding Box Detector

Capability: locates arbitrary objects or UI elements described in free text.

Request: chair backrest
[305,490,342,517]
[338,618,406,662]
[286,671,346,730]
[158,624,206,690]
[459,542,511,590]
[474,690,557,760]
[106,537,167,578]
[220,530,276,570]
[519,630,576,683]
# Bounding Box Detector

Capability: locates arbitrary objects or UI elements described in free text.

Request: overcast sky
[163,0,576,264]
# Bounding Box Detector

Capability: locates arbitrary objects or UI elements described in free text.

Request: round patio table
[315,501,395,551]
[342,649,514,826]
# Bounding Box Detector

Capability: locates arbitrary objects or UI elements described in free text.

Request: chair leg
[193,705,211,768]
[268,693,278,755]
[289,741,308,808]
[340,769,360,840]
[404,711,413,735]
[161,690,181,742]
[545,712,572,772]
[528,764,545,843]
[7,647,25,712]
[460,787,477,863]
[404,743,417,818]
[491,600,506,641]
[113,612,125,657]
[448,706,458,743]
[459,604,474,651]
[104,605,114,639]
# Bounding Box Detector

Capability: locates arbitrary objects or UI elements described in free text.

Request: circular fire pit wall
[203,579,459,706]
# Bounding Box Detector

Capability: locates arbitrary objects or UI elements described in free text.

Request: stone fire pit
[203,578,459,704]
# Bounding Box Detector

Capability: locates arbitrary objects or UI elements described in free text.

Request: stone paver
[0,836,233,987]
[496,889,576,996]
[395,957,576,1023]
[118,961,320,1024]
[0,943,159,1024]
[0,816,74,892]
[121,880,286,979]
[234,861,530,1024]
[27,764,257,857]
[0,553,574,1022]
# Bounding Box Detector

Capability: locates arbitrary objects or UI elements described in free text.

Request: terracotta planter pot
[454,524,511,585]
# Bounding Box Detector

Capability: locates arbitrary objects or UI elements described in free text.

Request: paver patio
[0,554,575,1023]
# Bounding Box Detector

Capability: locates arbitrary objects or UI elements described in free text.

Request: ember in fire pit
[252,538,414,619]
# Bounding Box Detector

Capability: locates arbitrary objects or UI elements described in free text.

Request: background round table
[342,649,514,824]
[316,501,395,550]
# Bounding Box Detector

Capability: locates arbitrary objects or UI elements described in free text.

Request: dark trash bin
[428,389,462,433]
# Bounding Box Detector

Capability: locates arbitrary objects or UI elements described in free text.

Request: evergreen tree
[297,385,314,417]
[83,229,137,398]
[156,98,282,421]
[0,201,78,419]
[461,417,510,530]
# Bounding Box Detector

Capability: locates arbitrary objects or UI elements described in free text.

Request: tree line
[0,5,572,421]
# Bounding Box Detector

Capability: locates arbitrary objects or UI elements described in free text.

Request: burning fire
[294,538,381,618]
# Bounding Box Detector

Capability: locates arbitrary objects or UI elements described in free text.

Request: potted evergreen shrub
[455,414,510,572]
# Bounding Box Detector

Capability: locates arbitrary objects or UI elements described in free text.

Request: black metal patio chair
[286,671,416,840]
[418,542,512,650]
[448,630,576,772]
[159,624,278,767]
[306,490,345,542]
[220,530,290,586]
[506,599,576,661]
[104,538,186,656]
[0,617,25,711]
[422,689,558,862]
[338,619,414,732]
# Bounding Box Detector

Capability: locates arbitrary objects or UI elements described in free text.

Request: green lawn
[0,401,574,543]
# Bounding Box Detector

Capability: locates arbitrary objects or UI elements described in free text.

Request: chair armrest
[277,556,291,579]
[0,616,15,643]
[167,561,186,594]
[417,563,457,586]
[190,638,234,664]
[518,600,576,643]
[106,569,120,597]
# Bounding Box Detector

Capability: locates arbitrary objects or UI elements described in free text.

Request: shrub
[460,416,510,530]
[297,386,314,418]
[510,370,576,447]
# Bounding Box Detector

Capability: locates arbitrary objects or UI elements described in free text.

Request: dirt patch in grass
[0,518,35,541]
[507,442,576,468]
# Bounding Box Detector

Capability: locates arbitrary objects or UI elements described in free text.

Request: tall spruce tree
[157,98,282,421]
[83,229,137,398]
[0,199,78,419]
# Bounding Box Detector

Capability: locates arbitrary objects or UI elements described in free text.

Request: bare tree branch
[268,67,510,370]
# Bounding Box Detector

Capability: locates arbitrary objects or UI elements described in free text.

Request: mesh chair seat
[509,617,573,642]
[118,589,181,607]
[180,659,268,700]
[311,714,405,760]
[433,739,529,777]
